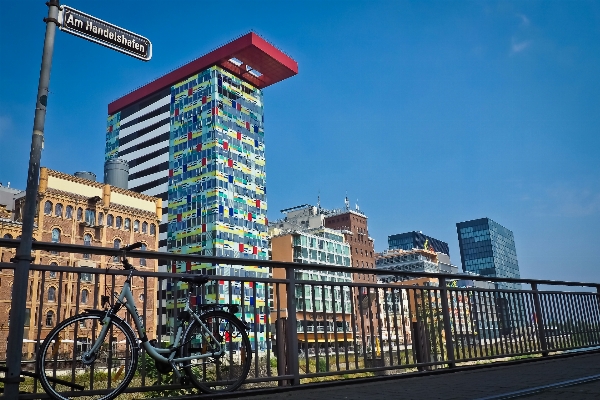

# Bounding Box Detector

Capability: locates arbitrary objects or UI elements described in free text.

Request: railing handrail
[1,238,599,288]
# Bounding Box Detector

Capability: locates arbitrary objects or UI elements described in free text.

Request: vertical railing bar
[71,272,81,386]
[560,292,575,349]
[348,283,359,371]
[253,280,259,380]
[358,285,368,368]
[322,283,330,372]
[436,278,458,368]
[275,277,282,382]
[285,266,299,385]
[497,290,509,357]
[36,272,48,390]
[139,276,147,386]
[485,290,499,357]
[447,287,460,363]
[430,288,443,363]
[520,290,533,353]
[265,277,272,378]
[301,282,309,374]
[374,284,385,365]
[503,291,515,355]
[382,286,393,366]
[405,288,417,365]
[331,284,339,371]
[463,289,477,358]
[452,289,463,361]
[523,289,538,352]
[472,290,484,358]
[424,287,437,364]
[461,289,474,359]
[418,287,431,368]
[473,290,489,357]
[531,283,548,356]
[391,288,402,366]
[340,284,350,372]
[510,290,525,355]
[368,284,377,363]
[311,280,319,374]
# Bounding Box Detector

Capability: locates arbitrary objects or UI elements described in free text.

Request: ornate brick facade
[0,168,160,359]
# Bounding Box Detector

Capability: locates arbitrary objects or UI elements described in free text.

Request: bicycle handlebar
[123,242,144,252]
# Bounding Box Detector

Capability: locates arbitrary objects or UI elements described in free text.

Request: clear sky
[1,1,599,285]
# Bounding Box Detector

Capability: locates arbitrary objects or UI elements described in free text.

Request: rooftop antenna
[356,198,360,211]
[344,193,349,211]
[317,191,321,211]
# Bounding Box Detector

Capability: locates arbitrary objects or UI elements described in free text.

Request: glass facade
[456,218,521,290]
[388,231,450,256]
[290,229,352,315]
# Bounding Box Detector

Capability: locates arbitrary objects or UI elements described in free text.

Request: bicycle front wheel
[36,312,138,400]
[181,310,252,393]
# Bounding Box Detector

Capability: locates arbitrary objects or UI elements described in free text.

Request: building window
[51,228,60,254]
[124,218,131,230]
[116,217,122,229]
[142,221,148,234]
[85,209,96,225]
[44,201,53,215]
[134,220,140,232]
[107,214,114,227]
[113,239,121,262]
[140,243,147,266]
[48,287,56,302]
[77,207,83,221]
[81,289,89,304]
[45,310,55,327]
[65,205,73,219]
[54,203,63,217]
[83,234,92,259]
[80,273,93,282]
[98,212,104,226]
[49,263,57,278]
[150,224,156,235]
[3,233,12,239]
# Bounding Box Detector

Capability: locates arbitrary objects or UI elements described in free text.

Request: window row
[44,201,156,234]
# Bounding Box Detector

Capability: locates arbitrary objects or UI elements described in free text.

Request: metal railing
[1,238,599,398]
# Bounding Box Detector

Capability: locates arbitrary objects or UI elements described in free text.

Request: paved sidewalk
[231,352,600,400]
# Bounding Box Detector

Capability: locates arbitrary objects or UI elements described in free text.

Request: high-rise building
[456,217,521,290]
[105,33,298,348]
[388,231,450,256]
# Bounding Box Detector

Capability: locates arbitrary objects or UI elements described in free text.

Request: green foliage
[317,358,328,373]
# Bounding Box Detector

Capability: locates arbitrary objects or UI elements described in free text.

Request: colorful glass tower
[105,33,298,349]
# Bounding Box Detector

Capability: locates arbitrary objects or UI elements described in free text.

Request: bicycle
[36,242,252,400]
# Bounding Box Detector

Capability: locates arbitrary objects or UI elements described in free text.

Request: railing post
[531,283,548,356]
[439,277,456,368]
[285,266,300,385]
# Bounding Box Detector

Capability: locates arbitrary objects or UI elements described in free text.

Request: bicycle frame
[84,273,224,366]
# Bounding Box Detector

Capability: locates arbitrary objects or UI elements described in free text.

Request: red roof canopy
[108,32,298,115]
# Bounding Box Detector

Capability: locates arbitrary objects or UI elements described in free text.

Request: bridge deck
[231,351,600,400]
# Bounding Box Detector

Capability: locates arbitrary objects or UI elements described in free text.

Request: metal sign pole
[4,0,60,397]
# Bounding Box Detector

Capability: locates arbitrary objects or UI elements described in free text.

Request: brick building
[0,168,161,359]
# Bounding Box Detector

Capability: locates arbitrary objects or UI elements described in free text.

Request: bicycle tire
[36,312,138,400]
[180,310,252,393]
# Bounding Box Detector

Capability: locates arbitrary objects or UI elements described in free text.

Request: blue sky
[1,1,599,284]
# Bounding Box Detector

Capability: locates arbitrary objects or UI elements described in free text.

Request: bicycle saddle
[179,274,210,286]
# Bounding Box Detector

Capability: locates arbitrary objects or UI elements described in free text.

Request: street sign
[58,5,151,61]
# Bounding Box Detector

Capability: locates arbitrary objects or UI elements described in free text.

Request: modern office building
[375,248,458,282]
[388,231,450,256]
[105,33,297,348]
[271,228,353,351]
[456,218,520,288]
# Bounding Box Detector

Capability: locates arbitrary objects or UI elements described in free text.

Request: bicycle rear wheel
[181,310,252,393]
[36,312,138,400]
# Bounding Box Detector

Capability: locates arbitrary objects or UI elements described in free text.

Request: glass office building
[456,218,521,289]
[388,231,450,256]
